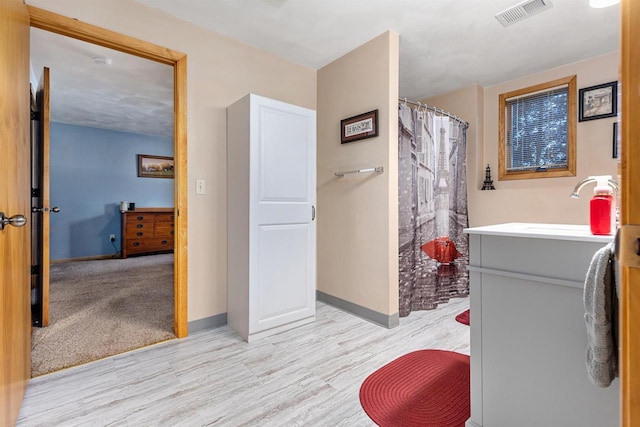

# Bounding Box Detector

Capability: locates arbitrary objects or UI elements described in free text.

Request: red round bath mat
[455,309,470,326]
[359,350,470,427]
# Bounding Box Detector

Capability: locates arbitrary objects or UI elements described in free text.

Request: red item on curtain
[421,237,462,264]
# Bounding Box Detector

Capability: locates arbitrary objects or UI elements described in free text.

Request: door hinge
[617,225,640,269]
[31,188,40,197]
[31,265,39,274]
[31,110,40,121]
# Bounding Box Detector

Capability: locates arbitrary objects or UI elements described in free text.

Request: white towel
[583,242,617,387]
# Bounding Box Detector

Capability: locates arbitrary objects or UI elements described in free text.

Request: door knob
[0,212,27,230]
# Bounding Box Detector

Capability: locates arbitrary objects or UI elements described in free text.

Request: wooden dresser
[121,207,174,258]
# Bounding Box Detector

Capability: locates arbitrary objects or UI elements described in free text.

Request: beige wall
[28,0,317,321]
[424,84,484,227]
[317,31,399,316]
[425,52,619,227]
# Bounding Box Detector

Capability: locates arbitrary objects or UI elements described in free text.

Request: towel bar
[335,166,384,179]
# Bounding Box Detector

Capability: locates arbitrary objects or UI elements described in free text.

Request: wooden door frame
[28,6,188,338]
[620,0,639,424]
[34,66,51,327]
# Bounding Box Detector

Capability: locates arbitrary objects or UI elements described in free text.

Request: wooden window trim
[498,75,577,181]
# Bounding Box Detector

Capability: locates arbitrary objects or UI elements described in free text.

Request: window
[499,75,576,180]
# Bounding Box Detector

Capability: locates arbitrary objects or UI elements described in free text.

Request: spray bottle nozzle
[594,176,615,195]
[570,175,618,198]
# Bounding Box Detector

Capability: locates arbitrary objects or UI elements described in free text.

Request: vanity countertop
[464,222,614,244]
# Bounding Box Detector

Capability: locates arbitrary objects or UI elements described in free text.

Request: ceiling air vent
[495,0,553,27]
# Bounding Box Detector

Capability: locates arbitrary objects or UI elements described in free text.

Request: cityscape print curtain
[398,103,469,317]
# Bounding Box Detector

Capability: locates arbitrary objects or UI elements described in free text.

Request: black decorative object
[613,122,618,159]
[482,164,496,190]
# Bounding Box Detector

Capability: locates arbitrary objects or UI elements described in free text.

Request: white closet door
[249,95,316,333]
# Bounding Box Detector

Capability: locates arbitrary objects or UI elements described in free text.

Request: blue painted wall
[50,122,174,260]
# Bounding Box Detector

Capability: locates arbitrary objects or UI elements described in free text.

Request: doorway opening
[27,6,188,375]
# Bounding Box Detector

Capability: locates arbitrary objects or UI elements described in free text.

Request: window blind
[506,85,569,172]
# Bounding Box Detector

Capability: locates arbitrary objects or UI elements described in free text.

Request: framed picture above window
[498,75,577,181]
[579,81,617,122]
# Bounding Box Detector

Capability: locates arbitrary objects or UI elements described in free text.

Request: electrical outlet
[109,234,116,242]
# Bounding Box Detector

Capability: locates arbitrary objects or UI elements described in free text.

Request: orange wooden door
[31,67,51,327]
[0,0,32,424]
[620,1,640,425]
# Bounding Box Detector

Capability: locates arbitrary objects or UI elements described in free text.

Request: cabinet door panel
[258,108,311,202]
[252,224,314,331]
[249,95,316,335]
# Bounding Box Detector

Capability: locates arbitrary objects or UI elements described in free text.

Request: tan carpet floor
[31,254,175,377]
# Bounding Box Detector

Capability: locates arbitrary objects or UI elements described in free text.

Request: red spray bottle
[590,176,615,235]
[571,175,618,236]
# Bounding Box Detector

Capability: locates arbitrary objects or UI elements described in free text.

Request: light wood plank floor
[17,298,470,426]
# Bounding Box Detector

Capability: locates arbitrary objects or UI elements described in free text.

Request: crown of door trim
[28,5,188,338]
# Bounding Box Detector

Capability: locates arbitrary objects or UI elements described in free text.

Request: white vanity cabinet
[465,223,619,427]
[227,94,317,342]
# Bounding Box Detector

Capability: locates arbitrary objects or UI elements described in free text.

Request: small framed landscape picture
[579,81,617,122]
[137,154,174,178]
[341,110,379,144]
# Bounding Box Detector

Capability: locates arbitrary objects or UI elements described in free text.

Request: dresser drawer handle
[137,216,144,220]
[161,240,168,245]
[137,232,143,236]
[137,224,144,228]
[133,242,140,247]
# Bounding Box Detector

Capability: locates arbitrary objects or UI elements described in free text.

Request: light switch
[196,179,206,195]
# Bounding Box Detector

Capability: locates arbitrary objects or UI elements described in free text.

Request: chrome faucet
[570,175,619,199]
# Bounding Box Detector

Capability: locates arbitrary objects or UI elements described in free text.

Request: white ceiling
[28,0,620,136]
[30,28,174,137]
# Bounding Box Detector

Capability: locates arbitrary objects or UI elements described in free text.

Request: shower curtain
[398,103,469,317]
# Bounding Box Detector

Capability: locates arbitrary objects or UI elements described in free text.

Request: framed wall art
[579,81,617,122]
[137,154,174,178]
[341,110,378,144]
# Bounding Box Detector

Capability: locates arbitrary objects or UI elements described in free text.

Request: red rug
[455,309,469,326]
[359,350,470,427]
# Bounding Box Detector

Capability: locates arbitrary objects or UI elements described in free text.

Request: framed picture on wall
[579,81,617,122]
[137,154,174,178]
[341,110,379,143]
